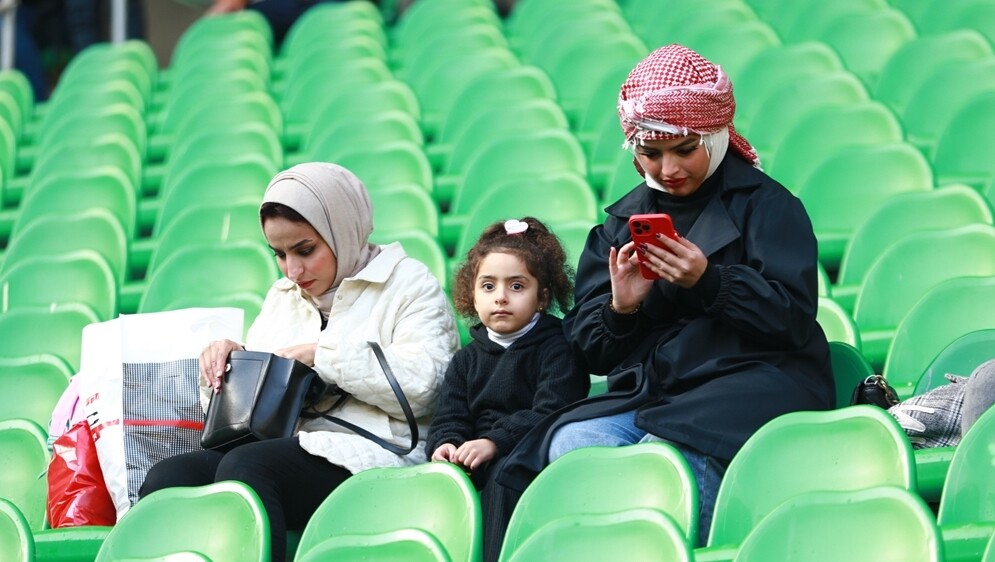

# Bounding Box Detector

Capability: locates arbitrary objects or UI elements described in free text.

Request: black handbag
[201,343,418,455]
[201,350,321,452]
[850,374,901,409]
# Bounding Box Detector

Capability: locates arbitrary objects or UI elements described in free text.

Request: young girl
[426,216,589,559]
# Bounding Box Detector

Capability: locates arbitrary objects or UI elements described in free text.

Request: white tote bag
[77,307,243,519]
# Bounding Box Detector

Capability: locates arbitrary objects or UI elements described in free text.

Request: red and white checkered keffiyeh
[618,44,760,168]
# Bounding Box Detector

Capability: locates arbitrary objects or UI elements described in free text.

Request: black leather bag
[201,343,418,455]
[850,374,901,409]
[201,350,321,452]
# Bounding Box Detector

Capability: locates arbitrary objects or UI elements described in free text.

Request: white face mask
[641,127,731,192]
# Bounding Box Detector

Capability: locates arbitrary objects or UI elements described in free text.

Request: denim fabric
[548,410,725,546]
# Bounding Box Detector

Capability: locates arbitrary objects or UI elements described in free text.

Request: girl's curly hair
[452,217,575,320]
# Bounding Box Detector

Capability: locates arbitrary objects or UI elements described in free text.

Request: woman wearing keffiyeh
[495,44,834,548]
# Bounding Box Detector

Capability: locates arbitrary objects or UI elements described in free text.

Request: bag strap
[308,342,418,455]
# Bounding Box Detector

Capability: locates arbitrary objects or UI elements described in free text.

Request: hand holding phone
[628,213,680,280]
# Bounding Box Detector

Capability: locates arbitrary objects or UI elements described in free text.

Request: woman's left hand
[273,343,318,366]
[641,234,708,288]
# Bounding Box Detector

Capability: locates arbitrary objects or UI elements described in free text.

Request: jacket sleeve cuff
[602,298,640,335]
[701,264,731,313]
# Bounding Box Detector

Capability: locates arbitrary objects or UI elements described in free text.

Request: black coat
[426,314,589,465]
[497,154,834,491]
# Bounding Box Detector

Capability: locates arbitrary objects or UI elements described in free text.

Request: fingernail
[224,363,232,373]
[638,243,648,252]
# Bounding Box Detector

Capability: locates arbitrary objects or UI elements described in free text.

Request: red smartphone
[628,213,679,280]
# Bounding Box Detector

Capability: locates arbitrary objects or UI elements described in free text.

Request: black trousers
[139,437,351,562]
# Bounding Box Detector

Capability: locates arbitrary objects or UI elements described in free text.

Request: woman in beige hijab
[140,162,459,562]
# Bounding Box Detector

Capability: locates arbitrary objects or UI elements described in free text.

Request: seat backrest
[501,442,699,558]
[937,404,995,526]
[28,133,142,204]
[146,200,264,277]
[873,29,993,115]
[815,7,917,90]
[391,0,497,52]
[154,155,276,236]
[452,171,598,261]
[439,99,570,178]
[0,354,73,428]
[836,185,994,289]
[768,100,903,191]
[817,297,860,350]
[168,122,283,180]
[0,70,34,128]
[829,341,875,409]
[281,1,384,61]
[504,508,692,562]
[332,141,433,194]
[370,229,448,291]
[542,34,647,121]
[853,224,995,333]
[95,481,269,562]
[296,462,481,562]
[408,47,520,137]
[307,80,421,140]
[797,142,933,269]
[0,250,118,321]
[733,487,941,562]
[436,65,557,147]
[0,305,98,373]
[683,20,781,85]
[447,129,588,213]
[368,183,440,239]
[3,209,129,288]
[303,110,424,163]
[396,22,509,84]
[915,329,995,394]
[901,58,995,157]
[14,165,137,244]
[0,498,32,562]
[138,241,278,315]
[747,70,868,163]
[295,528,449,562]
[883,276,995,398]
[0,419,50,532]
[708,405,915,547]
[734,41,844,136]
[932,90,995,191]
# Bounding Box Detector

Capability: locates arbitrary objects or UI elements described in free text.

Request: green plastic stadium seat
[853,224,995,370]
[797,143,933,271]
[95,481,269,562]
[833,185,993,313]
[0,499,33,562]
[732,487,941,562]
[700,406,915,558]
[499,442,699,561]
[937,405,995,562]
[295,463,481,562]
[506,508,692,562]
[883,276,995,400]
[0,419,50,531]
[0,354,72,428]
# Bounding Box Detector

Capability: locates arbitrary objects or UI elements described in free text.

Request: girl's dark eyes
[511,283,525,290]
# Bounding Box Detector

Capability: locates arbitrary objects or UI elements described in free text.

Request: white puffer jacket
[203,243,459,473]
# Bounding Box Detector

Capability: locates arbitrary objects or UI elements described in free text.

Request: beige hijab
[262,162,380,317]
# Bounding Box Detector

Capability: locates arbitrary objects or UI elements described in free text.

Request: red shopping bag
[46,419,117,527]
